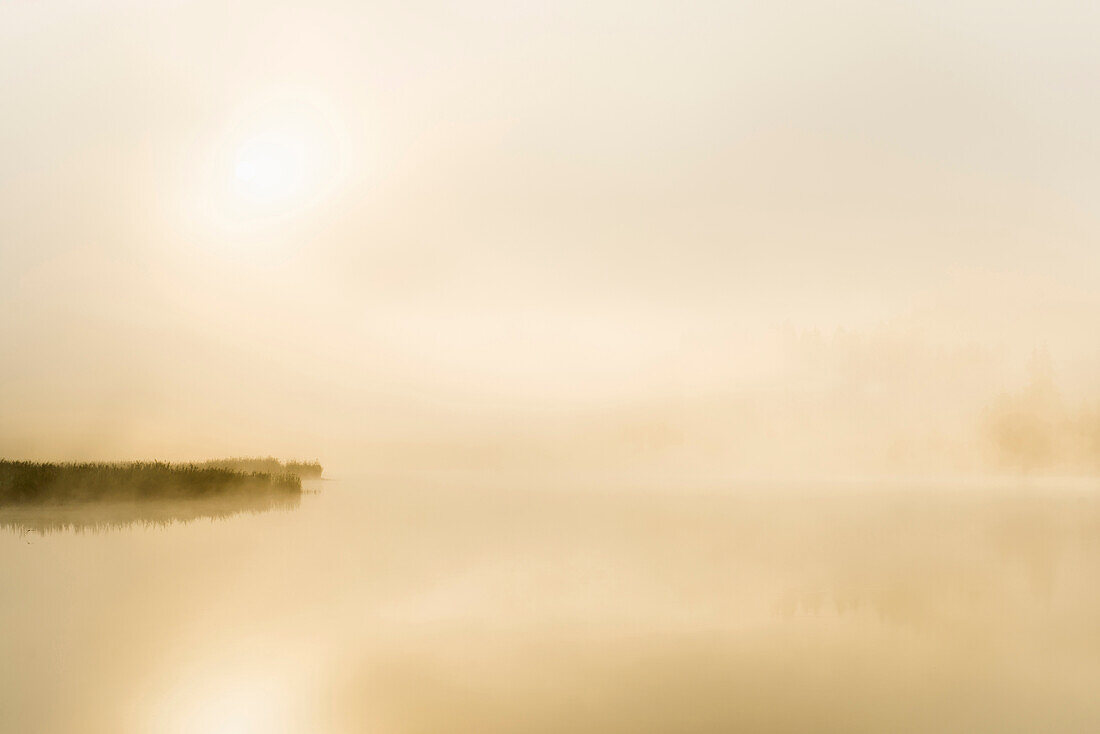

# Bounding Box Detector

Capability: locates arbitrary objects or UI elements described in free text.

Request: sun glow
[154,668,293,734]
[180,94,351,238]
[232,131,310,206]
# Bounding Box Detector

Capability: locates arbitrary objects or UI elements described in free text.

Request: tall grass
[0,460,301,506]
[191,457,323,478]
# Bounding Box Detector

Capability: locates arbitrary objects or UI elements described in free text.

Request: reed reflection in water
[0,492,302,534]
[2,478,1100,734]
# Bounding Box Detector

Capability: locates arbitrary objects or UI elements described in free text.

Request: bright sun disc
[185,95,349,236]
[232,133,308,205]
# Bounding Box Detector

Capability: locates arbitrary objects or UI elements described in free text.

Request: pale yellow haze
[1,0,1098,476]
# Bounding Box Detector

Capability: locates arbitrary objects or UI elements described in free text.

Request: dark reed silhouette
[0,460,301,506]
[191,456,323,478]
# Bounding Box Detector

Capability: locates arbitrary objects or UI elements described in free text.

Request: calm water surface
[2,476,1099,733]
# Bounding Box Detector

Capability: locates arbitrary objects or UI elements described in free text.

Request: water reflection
[323,484,1100,734]
[2,480,1100,733]
[0,491,301,534]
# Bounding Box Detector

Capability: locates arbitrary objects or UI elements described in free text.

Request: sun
[179,94,350,237]
[231,131,309,206]
[222,96,347,218]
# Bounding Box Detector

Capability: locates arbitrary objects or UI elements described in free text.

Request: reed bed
[189,457,323,478]
[0,460,301,506]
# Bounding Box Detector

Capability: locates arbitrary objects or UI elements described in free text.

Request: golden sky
[1,0,1098,472]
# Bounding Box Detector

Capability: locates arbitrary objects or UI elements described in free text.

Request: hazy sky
[1,0,1098,469]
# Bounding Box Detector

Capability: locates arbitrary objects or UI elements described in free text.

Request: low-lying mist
[353,342,1100,481]
[2,275,1097,481]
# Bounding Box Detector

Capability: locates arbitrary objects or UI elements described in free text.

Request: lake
[2,476,1099,733]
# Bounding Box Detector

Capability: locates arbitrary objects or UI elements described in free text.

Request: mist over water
[3,1,1099,478]
[3,476,1099,734]
[3,0,1100,730]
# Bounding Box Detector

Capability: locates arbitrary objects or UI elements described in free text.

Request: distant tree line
[984,355,1100,475]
